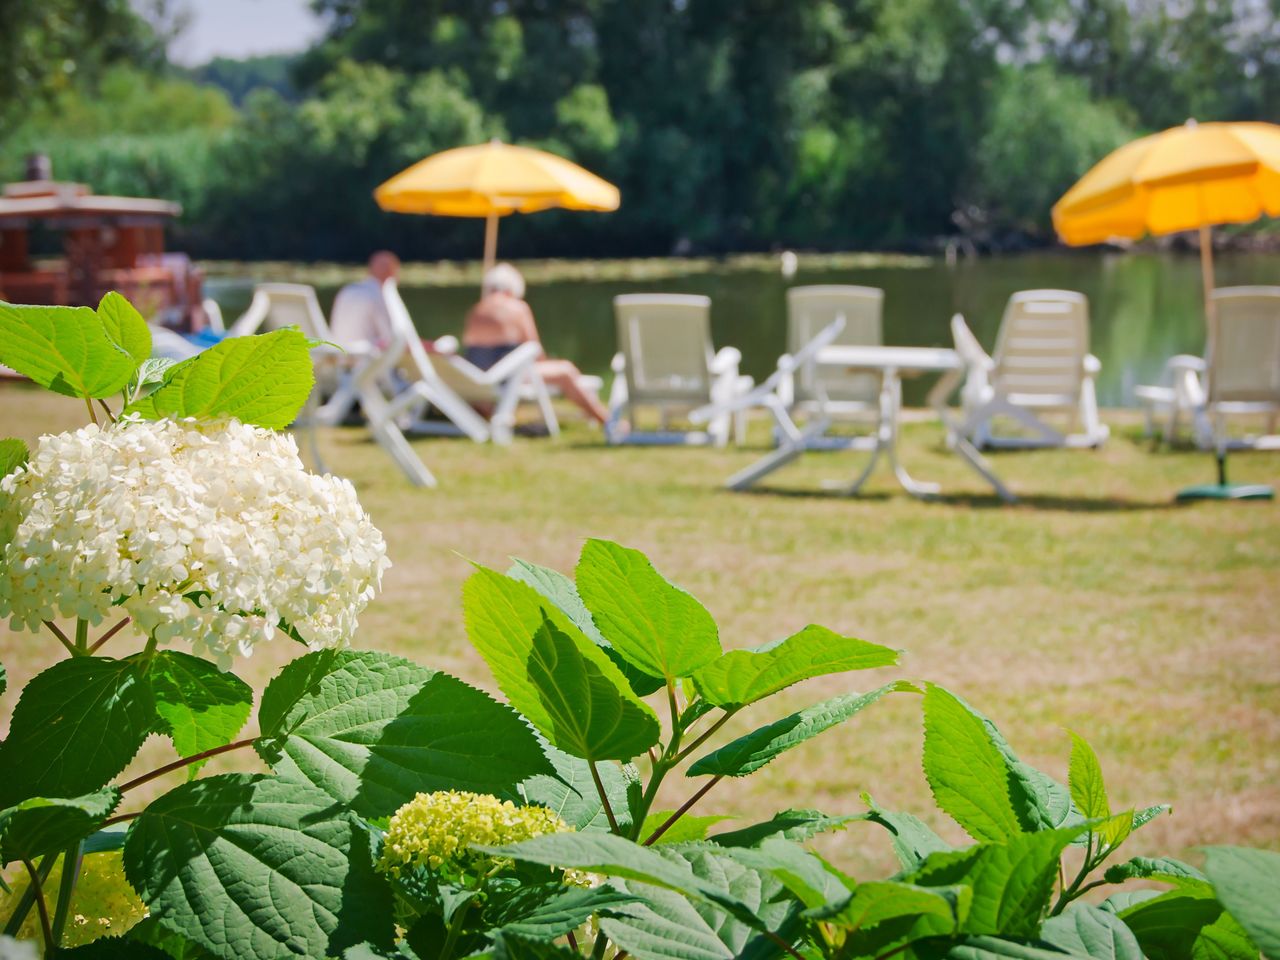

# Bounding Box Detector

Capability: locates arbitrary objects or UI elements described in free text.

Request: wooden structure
[0,176,205,330]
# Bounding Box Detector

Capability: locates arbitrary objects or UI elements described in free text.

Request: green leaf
[59,937,172,959]
[485,935,584,960]
[463,567,660,761]
[691,625,899,707]
[133,357,178,396]
[709,809,854,849]
[520,741,634,832]
[640,811,734,844]
[1203,846,1280,959]
[853,793,954,870]
[150,652,252,777]
[922,684,1025,843]
[599,844,805,960]
[575,539,722,681]
[910,827,1087,938]
[1067,733,1110,820]
[1118,884,1258,960]
[97,292,152,363]
[508,558,664,697]
[808,880,968,932]
[0,657,155,807]
[688,682,910,778]
[487,884,639,940]
[0,788,120,864]
[122,773,393,960]
[0,301,136,398]
[125,328,316,428]
[127,916,213,959]
[1042,903,1145,960]
[256,650,551,817]
[915,936,1091,959]
[1103,856,1206,885]
[0,438,28,478]
[488,833,772,933]
[718,837,853,909]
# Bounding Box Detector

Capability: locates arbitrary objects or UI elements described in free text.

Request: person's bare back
[463,294,538,348]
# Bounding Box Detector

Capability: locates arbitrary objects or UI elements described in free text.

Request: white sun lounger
[951,289,1108,449]
[606,293,753,445]
[381,279,556,445]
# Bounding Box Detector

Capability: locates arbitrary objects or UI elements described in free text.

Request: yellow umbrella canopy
[374,139,621,268]
[1052,120,1280,314]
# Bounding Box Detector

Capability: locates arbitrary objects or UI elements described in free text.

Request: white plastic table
[722,344,1014,501]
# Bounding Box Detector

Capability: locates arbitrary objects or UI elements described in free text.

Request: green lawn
[1,384,1277,877]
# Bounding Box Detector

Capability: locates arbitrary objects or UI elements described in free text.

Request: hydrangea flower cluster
[376,791,574,880]
[0,417,390,660]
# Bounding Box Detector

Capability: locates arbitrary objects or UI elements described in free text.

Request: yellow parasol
[1052,119,1280,317]
[1053,119,1280,500]
[374,139,620,269]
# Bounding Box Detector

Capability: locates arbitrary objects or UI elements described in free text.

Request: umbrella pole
[1198,224,1216,322]
[1176,223,1274,501]
[483,213,499,273]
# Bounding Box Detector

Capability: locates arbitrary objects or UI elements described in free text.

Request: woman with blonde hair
[462,263,608,424]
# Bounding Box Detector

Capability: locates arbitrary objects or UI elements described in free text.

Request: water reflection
[210,251,1278,407]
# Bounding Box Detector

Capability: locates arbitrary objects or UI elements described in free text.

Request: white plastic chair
[606,294,753,445]
[228,282,436,487]
[951,290,1108,449]
[783,285,883,424]
[1200,286,1280,452]
[1134,355,1207,444]
[380,280,556,445]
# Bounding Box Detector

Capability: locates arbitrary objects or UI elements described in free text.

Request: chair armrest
[950,314,994,372]
[481,341,542,384]
[435,335,460,355]
[1168,354,1206,374]
[710,346,742,374]
[1082,354,1102,376]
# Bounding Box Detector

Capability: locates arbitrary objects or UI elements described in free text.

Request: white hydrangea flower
[0,417,390,661]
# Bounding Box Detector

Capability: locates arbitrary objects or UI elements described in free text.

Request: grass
[1,384,1277,879]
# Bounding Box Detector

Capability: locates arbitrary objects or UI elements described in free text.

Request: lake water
[209,251,1279,407]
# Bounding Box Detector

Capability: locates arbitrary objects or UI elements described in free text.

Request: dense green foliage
[3,1,1279,259]
[0,294,1277,956]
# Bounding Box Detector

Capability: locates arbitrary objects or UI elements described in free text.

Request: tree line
[3,0,1278,261]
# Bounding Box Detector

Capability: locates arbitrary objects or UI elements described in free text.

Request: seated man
[463,263,608,424]
[330,250,400,354]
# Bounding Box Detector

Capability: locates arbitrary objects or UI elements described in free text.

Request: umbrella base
[1175,483,1274,501]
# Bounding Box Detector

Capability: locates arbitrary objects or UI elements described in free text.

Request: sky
[147,0,327,67]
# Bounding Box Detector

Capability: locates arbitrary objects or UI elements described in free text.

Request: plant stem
[74,619,89,655]
[566,930,578,951]
[439,898,471,960]
[4,855,54,936]
[43,621,78,657]
[96,399,117,423]
[764,929,806,960]
[672,708,739,765]
[83,394,98,425]
[51,841,83,947]
[88,617,130,654]
[118,737,256,793]
[100,811,141,829]
[588,760,621,834]
[22,859,54,958]
[591,930,609,959]
[642,775,723,845]
[1050,842,1098,915]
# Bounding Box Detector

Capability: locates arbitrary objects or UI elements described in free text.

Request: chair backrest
[1207,286,1280,405]
[613,294,715,404]
[992,289,1089,401]
[786,285,882,403]
[382,279,498,403]
[230,283,332,340]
